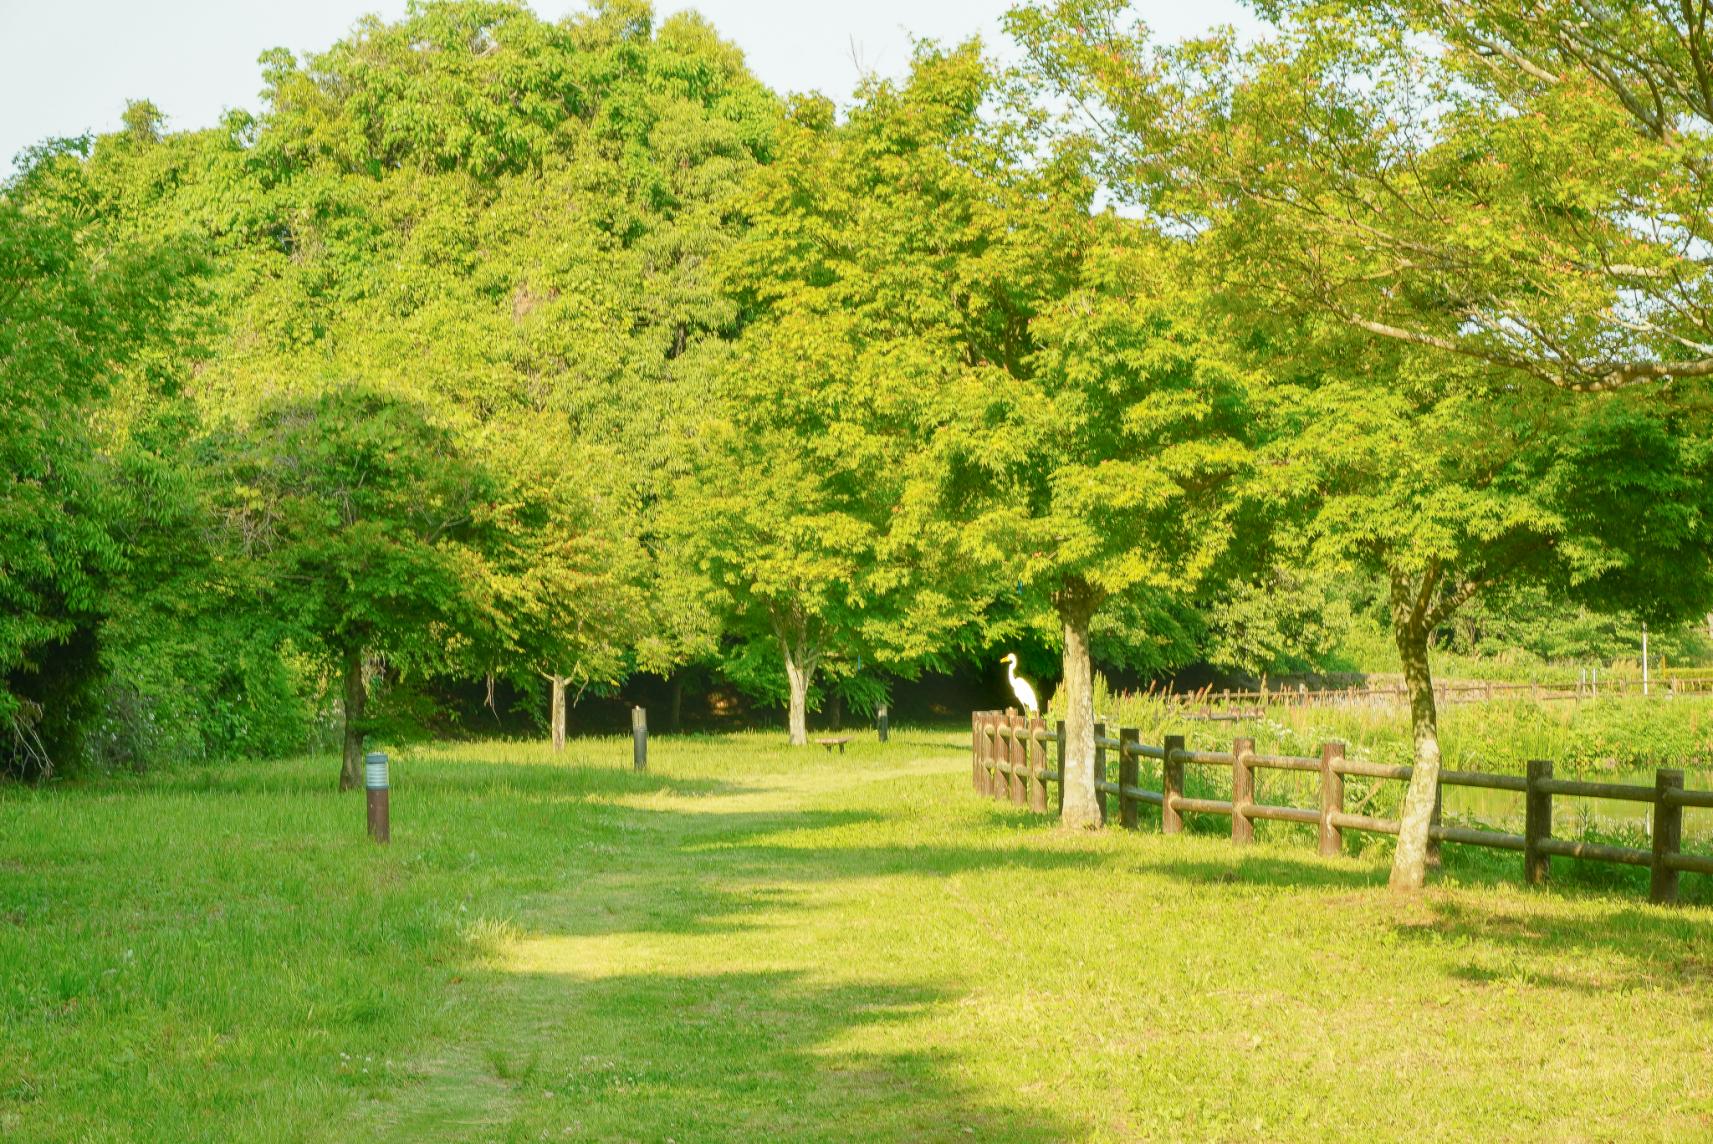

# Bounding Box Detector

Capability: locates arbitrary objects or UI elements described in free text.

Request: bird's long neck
[1007,660,1018,686]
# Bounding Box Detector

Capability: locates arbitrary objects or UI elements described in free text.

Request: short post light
[365,751,390,844]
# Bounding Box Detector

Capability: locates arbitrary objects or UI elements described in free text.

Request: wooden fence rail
[970,709,1713,904]
[1168,674,1713,713]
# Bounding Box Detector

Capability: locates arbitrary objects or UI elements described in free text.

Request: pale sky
[0,1,1261,174]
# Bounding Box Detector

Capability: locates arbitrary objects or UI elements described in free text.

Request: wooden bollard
[1093,721,1108,825]
[1524,759,1552,885]
[1008,711,1027,806]
[1231,737,1255,844]
[1028,716,1049,814]
[1651,768,1684,905]
[877,704,889,743]
[632,706,648,772]
[365,751,390,844]
[1118,728,1141,830]
[1054,720,1067,816]
[1162,734,1185,835]
[1318,742,1344,857]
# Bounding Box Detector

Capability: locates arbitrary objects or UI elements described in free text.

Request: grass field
[5,729,1713,1141]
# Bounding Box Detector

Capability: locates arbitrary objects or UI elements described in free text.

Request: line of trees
[8,0,1713,891]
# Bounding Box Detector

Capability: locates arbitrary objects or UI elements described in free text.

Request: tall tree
[0,147,198,775]
[1016,1,1713,874]
[679,48,1022,744]
[963,226,1256,828]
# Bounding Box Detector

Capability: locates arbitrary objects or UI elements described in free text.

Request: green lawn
[5,730,1713,1141]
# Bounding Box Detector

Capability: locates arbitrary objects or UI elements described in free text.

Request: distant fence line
[970,709,1713,905]
[1168,674,1713,715]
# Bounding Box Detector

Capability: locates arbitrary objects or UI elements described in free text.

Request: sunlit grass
[5,728,1713,1140]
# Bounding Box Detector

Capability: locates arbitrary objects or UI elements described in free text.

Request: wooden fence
[1173,675,1713,712]
[970,709,1713,904]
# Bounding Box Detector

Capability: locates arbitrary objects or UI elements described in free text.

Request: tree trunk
[669,672,684,733]
[550,675,567,753]
[828,690,843,731]
[1058,580,1103,830]
[1389,573,1442,892]
[774,608,820,747]
[339,646,365,792]
[784,651,816,746]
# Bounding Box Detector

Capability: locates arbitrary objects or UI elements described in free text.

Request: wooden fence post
[1524,759,1553,885]
[1055,720,1066,817]
[632,706,648,772]
[1651,768,1684,905]
[1162,734,1185,835]
[1009,711,1027,806]
[1232,736,1255,845]
[1427,781,1443,869]
[877,704,889,743]
[1318,742,1344,857]
[1028,715,1049,814]
[1118,727,1141,830]
[972,712,984,794]
[1093,721,1108,825]
[993,708,1015,801]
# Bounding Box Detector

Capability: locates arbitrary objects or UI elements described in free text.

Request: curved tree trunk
[784,652,816,746]
[1058,579,1104,830]
[339,646,365,792]
[550,674,567,753]
[1389,571,1442,892]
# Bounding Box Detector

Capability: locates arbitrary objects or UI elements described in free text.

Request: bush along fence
[970,709,1713,904]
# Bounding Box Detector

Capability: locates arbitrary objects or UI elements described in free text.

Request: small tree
[216,387,494,789]
[480,417,650,751]
[1272,363,1713,887]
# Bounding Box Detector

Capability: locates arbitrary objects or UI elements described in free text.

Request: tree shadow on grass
[1387,893,1713,1003]
[507,801,1110,941]
[143,754,736,802]
[1127,849,1387,893]
[367,969,1073,1143]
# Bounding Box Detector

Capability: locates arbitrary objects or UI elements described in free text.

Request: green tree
[213,387,495,789]
[0,148,197,775]
[967,226,1256,827]
[1015,1,1713,875]
[678,49,1032,745]
[480,417,651,750]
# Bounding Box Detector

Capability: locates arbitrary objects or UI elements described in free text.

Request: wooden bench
[815,736,853,753]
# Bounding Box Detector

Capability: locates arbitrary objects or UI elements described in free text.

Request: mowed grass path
[5,730,1713,1141]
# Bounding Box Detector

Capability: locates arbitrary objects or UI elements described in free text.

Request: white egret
[1001,653,1040,715]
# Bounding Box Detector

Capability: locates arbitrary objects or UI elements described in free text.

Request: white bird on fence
[1001,653,1040,715]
